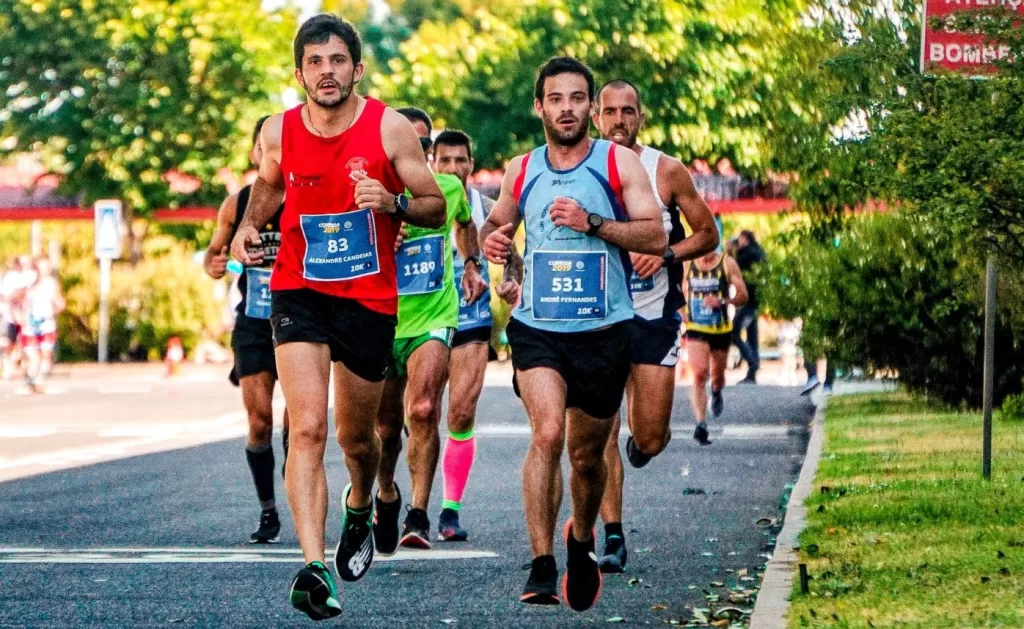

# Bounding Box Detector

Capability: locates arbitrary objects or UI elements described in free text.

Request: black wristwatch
[394,193,410,217]
[586,212,603,236]
[662,246,675,265]
[464,255,481,270]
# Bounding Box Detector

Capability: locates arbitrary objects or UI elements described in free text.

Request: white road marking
[720,425,796,439]
[0,547,499,564]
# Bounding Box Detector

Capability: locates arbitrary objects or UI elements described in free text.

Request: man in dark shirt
[733,230,766,384]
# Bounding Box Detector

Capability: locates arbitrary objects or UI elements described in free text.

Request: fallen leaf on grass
[628,578,643,587]
[606,617,626,623]
[441,620,456,625]
[702,552,715,557]
[710,581,725,587]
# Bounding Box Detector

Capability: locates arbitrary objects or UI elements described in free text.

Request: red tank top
[272,97,404,315]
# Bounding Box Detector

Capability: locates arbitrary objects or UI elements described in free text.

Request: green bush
[58,238,224,362]
[1001,393,1024,422]
[759,211,1024,408]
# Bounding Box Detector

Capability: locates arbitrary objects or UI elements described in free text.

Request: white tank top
[630,147,673,320]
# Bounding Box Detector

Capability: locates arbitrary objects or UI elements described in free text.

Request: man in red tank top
[229,14,445,621]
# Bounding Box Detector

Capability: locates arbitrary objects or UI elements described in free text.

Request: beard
[542,112,591,147]
[302,74,354,110]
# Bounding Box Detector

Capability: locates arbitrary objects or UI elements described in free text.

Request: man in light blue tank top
[591,79,720,574]
[480,57,667,613]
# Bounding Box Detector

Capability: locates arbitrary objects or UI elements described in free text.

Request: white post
[98,256,112,363]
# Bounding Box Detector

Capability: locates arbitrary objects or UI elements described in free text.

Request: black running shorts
[626,315,681,367]
[452,325,491,349]
[506,317,630,420]
[270,289,397,383]
[685,330,732,352]
[231,314,277,381]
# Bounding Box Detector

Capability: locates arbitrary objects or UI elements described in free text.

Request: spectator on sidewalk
[732,230,766,384]
[801,355,835,396]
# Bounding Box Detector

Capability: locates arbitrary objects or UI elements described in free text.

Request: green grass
[788,392,1024,629]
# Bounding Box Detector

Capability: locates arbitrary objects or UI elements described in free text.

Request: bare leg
[277,342,331,565]
[241,371,276,448]
[518,367,567,558]
[403,340,450,511]
[689,341,711,424]
[710,349,728,394]
[599,413,623,526]
[627,365,675,455]
[447,342,488,434]
[566,407,615,543]
[375,377,406,503]
[333,361,386,511]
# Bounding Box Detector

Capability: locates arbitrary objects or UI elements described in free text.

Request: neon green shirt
[396,172,471,339]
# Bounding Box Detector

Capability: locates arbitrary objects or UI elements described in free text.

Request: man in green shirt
[374,107,488,552]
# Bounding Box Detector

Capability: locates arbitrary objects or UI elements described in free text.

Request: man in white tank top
[591,79,720,573]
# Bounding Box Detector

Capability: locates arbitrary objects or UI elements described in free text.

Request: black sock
[245,444,276,511]
[605,522,625,544]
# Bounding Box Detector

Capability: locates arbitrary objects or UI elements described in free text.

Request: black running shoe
[289,561,342,621]
[250,508,281,544]
[562,519,602,612]
[333,484,374,582]
[438,508,469,542]
[281,428,289,480]
[598,535,628,574]
[694,422,712,446]
[711,389,724,418]
[399,507,432,550]
[625,436,653,469]
[520,555,560,605]
[373,484,402,557]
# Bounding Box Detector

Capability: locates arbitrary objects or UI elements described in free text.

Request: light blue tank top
[512,139,634,333]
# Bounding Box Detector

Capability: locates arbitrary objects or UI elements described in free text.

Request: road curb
[749,396,827,629]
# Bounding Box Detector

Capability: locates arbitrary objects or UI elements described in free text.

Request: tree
[0,0,296,215]
[771,0,1024,258]
[367,0,810,171]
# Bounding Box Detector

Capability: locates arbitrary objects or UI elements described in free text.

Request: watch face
[397,194,409,211]
[588,213,602,227]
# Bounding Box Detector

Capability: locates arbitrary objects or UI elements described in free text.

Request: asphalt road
[0,367,814,628]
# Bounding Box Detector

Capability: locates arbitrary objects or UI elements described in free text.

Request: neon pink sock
[441,431,476,511]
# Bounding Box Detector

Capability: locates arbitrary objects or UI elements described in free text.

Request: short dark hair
[433,129,473,160]
[741,230,757,243]
[534,56,595,103]
[293,14,362,69]
[597,79,643,112]
[397,107,433,136]
[252,115,270,148]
